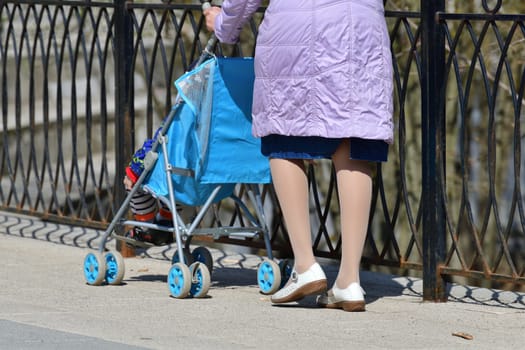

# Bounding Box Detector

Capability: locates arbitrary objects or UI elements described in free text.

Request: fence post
[420,0,447,301]
[113,0,135,257]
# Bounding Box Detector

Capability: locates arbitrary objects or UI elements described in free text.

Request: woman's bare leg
[270,158,316,274]
[331,140,373,288]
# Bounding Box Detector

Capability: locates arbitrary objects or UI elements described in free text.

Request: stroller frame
[83,33,289,298]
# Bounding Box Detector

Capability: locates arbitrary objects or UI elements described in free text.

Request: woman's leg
[331,140,373,288]
[269,158,316,273]
[270,157,327,303]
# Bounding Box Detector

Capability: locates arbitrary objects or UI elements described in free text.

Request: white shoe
[316,282,366,312]
[271,263,327,304]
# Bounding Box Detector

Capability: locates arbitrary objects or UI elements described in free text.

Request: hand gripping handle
[200,0,218,57]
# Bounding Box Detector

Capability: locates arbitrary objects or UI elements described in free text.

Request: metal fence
[1,0,524,300]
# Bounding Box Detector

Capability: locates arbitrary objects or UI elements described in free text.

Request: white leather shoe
[316,282,366,312]
[271,263,327,304]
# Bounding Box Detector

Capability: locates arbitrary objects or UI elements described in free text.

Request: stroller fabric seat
[144,57,271,206]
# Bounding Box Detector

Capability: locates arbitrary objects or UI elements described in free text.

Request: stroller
[83,33,290,299]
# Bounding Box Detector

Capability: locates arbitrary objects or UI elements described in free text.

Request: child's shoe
[125,226,173,246]
[147,227,173,245]
[125,227,154,243]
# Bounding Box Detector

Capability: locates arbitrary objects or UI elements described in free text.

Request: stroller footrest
[192,227,262,240]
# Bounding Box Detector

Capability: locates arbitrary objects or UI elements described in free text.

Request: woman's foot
[316,282,366,312]
[271,263,327,304]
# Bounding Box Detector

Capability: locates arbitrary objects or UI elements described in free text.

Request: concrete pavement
[1,212,524,349]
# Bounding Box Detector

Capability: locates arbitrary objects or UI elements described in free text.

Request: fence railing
[1,0,524,300]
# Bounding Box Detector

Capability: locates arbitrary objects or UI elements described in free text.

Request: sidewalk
[1,212,524,350]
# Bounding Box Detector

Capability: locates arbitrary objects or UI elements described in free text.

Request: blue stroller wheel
[191,246,213,274]
[279,259,293,288]
[83,252,107,286]
[104,251,125,285]
[257,259,282,295]
[189,262,211,298]
[167,262,191,298]
[171,249,194,266]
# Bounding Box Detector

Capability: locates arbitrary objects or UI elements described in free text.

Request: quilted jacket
[214,0,394,143]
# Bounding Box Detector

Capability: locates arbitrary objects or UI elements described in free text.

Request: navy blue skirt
[261,135,389,162]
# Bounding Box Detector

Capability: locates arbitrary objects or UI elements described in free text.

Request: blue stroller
[83,44,288,298]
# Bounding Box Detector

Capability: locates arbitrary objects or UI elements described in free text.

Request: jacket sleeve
[214,0,262,44]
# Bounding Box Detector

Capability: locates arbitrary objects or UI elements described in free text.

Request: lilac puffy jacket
[214,0,394,143]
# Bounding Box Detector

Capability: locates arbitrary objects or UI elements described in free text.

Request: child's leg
[130,190,157,222]
[270,157,327,303]
[156,204,172,222]
[269,158,316,274]
[128,191,173,245]
[331,140,373,288]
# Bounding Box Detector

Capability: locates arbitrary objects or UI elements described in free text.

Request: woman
[204,0,393,312]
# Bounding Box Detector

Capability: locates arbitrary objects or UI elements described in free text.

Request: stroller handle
[201,0,212,10]
[198,0,218,65]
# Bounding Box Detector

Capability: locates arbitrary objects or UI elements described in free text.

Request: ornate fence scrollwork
[482,0,502,14]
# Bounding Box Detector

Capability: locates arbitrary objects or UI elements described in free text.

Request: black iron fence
[1,0,524,300]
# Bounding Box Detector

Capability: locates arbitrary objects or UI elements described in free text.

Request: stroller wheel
[83,252,107,286]
[191,246,213,274]
[167,262,191,298]
[104,251,125,285]
[257,259,282,295]
[171,248,194,266]
[189,262,211,298]
[279,259,293,288]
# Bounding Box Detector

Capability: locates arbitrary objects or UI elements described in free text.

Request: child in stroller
[123,126,175,246]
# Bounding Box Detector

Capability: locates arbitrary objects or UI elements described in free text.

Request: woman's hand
[203,6,221,32]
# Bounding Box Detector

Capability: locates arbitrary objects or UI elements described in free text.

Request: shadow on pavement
[1,212,524,309]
